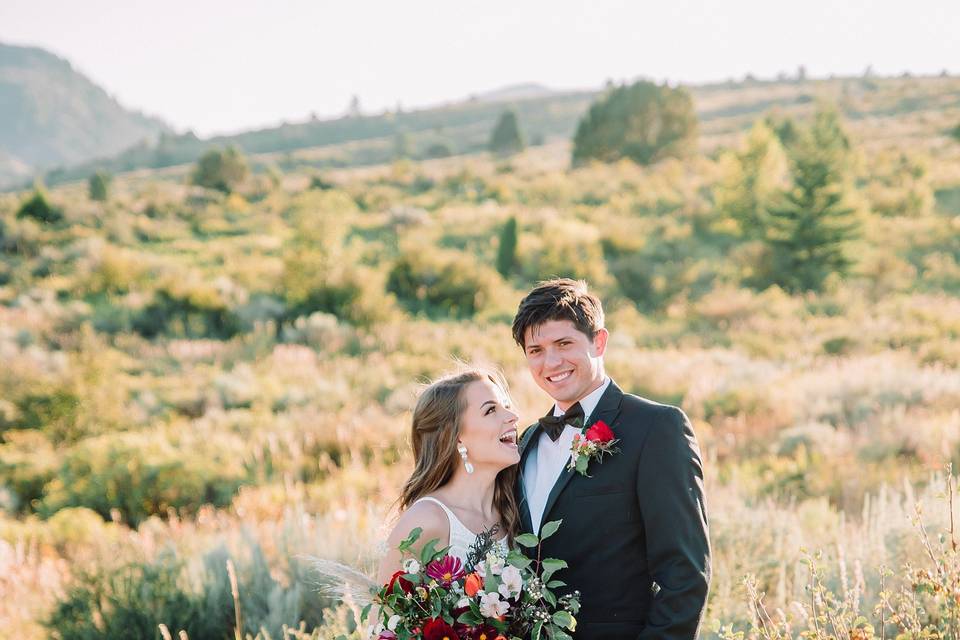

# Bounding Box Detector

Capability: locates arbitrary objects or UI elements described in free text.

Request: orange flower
[464,572,484,597]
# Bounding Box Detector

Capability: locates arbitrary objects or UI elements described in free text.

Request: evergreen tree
[190,147,249,194]
[88,171,111,201]
[764,111,859,293]
[496,216,518,277]
[572,80,697,166]
[17,187,63,224]
[488,110,525,156]
[715,121,788,239]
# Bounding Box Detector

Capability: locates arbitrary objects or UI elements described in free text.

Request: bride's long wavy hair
[398,368,520,541]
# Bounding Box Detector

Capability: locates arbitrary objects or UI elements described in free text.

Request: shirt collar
[552,376,611,424]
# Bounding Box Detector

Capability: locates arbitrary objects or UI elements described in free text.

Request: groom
[513,279,710,640]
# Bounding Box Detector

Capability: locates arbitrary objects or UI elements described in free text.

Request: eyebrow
[526,335,575,349]
[481,400,497,409]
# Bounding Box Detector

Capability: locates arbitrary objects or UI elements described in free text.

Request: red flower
[471,624,498,640]
[585,420,615,444]
[386,570,414,594]
[423,617,460,640]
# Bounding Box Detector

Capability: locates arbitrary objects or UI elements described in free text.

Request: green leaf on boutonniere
[575,455,589,475]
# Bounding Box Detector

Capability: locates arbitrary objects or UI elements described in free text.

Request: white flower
[403,558,420,574]
[366,623,385,640]
[387,615,401,631]
[474,561,486,578]
[486,554,505,576]
[456,596,471,609]
[498,565,523,599]
[479,591,510,618]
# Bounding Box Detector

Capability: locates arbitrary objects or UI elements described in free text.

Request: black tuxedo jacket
[516,380,710,640]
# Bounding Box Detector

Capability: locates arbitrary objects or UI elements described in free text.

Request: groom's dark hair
[512,278,605,348]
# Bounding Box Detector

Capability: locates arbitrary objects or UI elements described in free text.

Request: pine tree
[88,171,111,201]
[496,217,518,277]
[764,113,859,293]
[488,110,524,156]
[715,121,789,239]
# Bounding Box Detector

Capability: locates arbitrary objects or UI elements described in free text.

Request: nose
[505,409,519,424]
[544,348,563,369]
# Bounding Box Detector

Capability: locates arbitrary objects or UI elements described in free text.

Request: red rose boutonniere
[567,419,620,476]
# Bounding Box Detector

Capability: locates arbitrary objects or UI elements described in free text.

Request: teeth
[499,430,517,444]
[547,371,572,383]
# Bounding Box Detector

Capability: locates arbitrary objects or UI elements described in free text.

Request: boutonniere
[567,420,620,476]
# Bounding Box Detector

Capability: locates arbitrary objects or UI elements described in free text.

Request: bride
[376,368,521,582]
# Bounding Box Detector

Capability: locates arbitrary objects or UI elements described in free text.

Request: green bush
[572,80,698,166]
[46,541,324,640]
[39,430,249,526]
[387,249,499,318]
[17,188,64,224]
[190,146,249,194]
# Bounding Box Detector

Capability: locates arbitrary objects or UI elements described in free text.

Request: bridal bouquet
[364,520,579,640]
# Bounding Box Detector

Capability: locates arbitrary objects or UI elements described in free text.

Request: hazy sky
[2,0,957,136]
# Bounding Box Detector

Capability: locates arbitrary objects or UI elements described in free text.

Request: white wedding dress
[412,496,509,565]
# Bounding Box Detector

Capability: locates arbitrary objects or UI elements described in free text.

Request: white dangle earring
[457,442,474,474]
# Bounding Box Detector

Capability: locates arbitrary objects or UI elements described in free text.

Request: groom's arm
[635,406,711,640]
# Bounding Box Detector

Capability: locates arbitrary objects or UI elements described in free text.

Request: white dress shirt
[523,377,611,533]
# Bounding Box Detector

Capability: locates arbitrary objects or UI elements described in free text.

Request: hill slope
[0,42,171,184]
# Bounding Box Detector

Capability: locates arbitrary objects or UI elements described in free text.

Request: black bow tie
[538,402,585,442]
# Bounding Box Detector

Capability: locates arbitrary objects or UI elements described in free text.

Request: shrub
[190,146,249,194]
[39,430,249,526]
[16,188,64,224]
[46,540,324,639]
[572,80,698,166]
[387,249,499,318]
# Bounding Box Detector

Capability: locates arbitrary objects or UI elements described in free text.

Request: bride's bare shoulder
[386,498,450,548]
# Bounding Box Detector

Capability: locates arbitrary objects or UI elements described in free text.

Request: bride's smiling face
[457,378,520,471]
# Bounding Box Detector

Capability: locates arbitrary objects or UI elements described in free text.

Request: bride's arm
[375,501,450,585]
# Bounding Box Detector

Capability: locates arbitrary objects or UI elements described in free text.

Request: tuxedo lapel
[538,381,625,531]
[516,422,542,534]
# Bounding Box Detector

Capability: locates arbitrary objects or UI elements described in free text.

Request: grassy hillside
[0,42,171,186]
[1,75,960,638]
[24,73,960,193]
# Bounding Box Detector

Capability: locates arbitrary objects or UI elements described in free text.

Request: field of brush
[2,75,960,638]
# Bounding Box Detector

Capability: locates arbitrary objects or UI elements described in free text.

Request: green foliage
[280,191,388,326]
[387,249,499,318]
[521,221,612,290]
[715,121,788,240]
[190,146,249,194]
[46,541,322,640]
[488,110,525,156]
[423,142,453,159]
[495,216,518,277]
[571,80,698,166]
[393,131,412,159]
[16,188,64,224]
[762,108,859,293]
[39,430,249,526]
[87,171,111,201]
[134,282,241,339]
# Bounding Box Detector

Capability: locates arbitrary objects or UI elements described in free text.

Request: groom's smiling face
[523,319,608,410]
